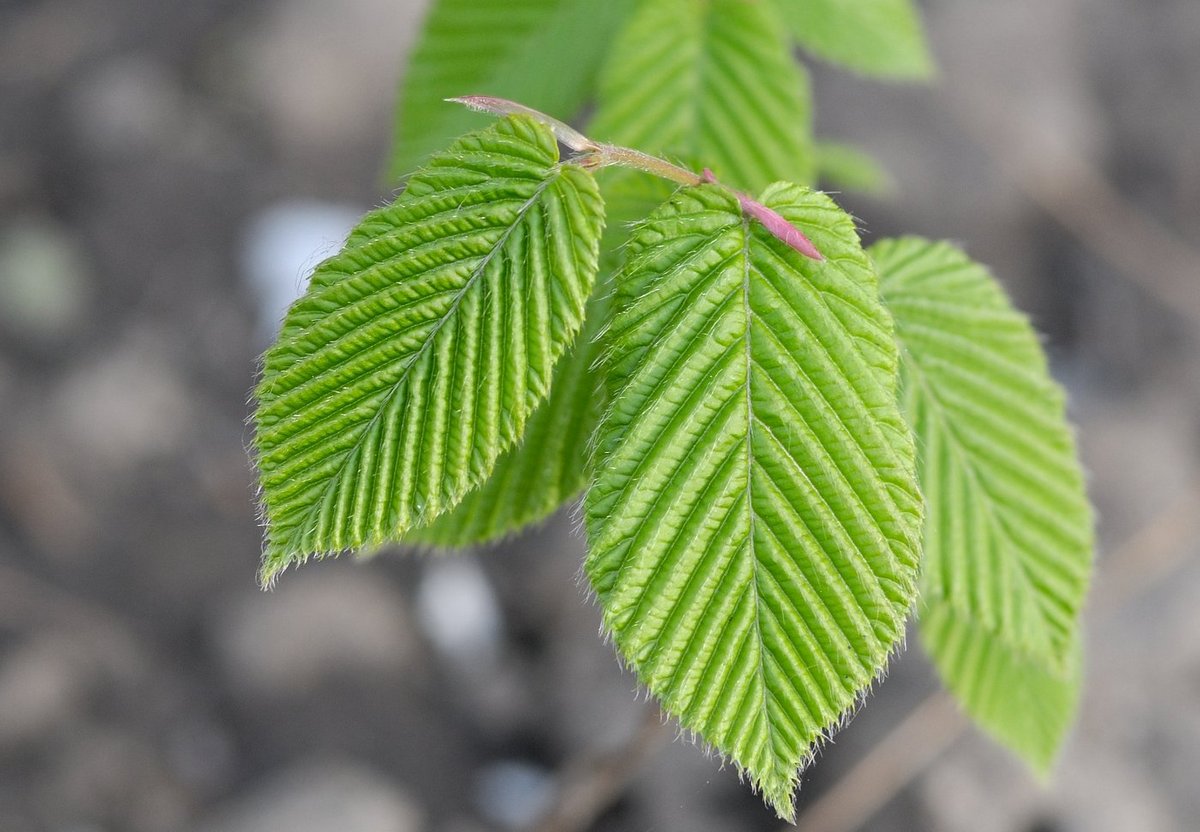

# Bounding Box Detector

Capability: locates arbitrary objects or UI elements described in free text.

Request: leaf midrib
[740,210,785,785]
[901,341,1063,661]
[280,169,563,555]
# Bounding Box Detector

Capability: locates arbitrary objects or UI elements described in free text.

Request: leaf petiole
[448,95,823,260]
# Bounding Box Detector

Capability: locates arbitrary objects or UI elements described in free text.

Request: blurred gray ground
[1,1,1199,830]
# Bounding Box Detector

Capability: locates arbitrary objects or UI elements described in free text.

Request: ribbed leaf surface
[589,0,815,192]
[874,237,1093,668]
[873,237,1092,770]
[586,183,922,817]
[921,602,1079,773]
[406,174,662,547]
[254,117,604,581]
[405,289,607,547]
[390,0,634,178]
[772,0,934,79]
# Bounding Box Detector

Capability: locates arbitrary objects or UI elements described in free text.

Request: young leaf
[404,289,608,548]
[921,601,1080,774]
[589,0,816,192]
[873,237,1092,771]
[405,174,667,547]
[254,116,605,582]
[586,183,923,818]
[772,0,934,80]
[874,237,1093,669]
[390,0,635,178]
[816,141,896,196]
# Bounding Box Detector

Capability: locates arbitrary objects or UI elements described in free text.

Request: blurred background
[1,0,1199,830]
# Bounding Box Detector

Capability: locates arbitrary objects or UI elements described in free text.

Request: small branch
[446,96,824,260]
[793,693,965,832]
[528,702,670,832]
[944,91,1200,334]
[584,143,705,187]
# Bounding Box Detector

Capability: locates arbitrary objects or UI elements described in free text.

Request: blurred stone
[66,56,185,158]
[630,737,745,832]
[0,218,89,342]
[0,633,92,749]
[194,758,423,832]
[1054,741,1178,832]
[1145,710,1200,828]
[0,420,96,560]
[42,726,187,832]
[917,744,1046,832]
[473,760,555,830]
[0,356,13,410]
[918,732,1177,832]
[415,558,503,668]
[546,597,644,753]
[240,199,362,341]
[1084,0,1200,225]
[234,0,424,151]
[51,328,193,471]
[0,0,121,86]
[164,716,237,797]
[0,627,148,751]
[439,819,489,832]
[212,568,416,696]
[1078,392,1197,536]
[932,0,1107,166]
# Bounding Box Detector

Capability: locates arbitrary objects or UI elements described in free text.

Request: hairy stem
[448,95,822,260]
[582,143,705,186]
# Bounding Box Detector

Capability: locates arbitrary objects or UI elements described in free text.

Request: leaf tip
[257,543,295,590]
[756,771,799,823]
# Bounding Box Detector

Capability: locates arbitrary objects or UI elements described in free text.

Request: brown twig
[944,93,1200,333]
[529,702,670,832]
[1088,483,1200,612]
[794,692,965,832]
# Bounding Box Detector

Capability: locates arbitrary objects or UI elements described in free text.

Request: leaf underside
[873,237,1093,769]
[586,183,922,817]
[390,0,635,179]
[772,0,934,80]
[254,116,604,582]
[921,602,1080,774]
[590,0,816,193]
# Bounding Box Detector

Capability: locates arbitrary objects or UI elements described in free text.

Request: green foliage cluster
[251,0,1094,819]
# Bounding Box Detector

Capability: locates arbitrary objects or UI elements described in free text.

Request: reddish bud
[737,195,824,261]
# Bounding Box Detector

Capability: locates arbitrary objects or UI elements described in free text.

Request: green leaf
[872,237,1092,770]
[874,237,1093,668]
[404,288,608,548]
[921,601,1080,774]
[405,173,666,548]
[772,0,934,80]
[590,0,816,192]
[585,183,923,818]
[254,116,605,582]
[390,0,635,179]
[816,141,895,196]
